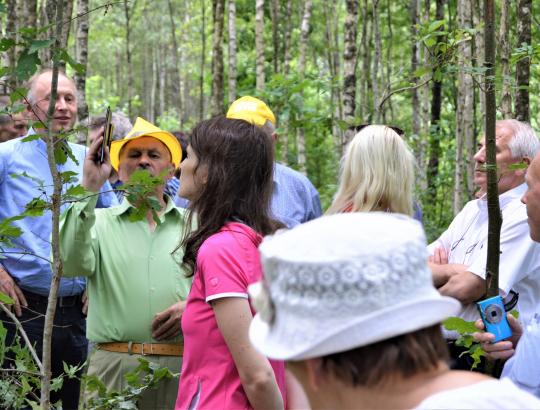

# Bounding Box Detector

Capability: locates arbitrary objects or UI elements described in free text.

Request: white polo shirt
[429,183,540,338]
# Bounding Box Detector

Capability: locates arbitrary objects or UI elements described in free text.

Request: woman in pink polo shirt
[175,116,286,410]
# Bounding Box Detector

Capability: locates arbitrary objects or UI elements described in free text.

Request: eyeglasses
[348,124,405,137]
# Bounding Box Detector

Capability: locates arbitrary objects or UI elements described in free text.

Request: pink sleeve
[197,232,251,302]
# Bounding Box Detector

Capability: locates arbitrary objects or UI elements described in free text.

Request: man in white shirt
[474,149,540,397]
[429,119,540,366]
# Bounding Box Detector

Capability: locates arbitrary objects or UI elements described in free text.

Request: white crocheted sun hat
[249,212,461,361]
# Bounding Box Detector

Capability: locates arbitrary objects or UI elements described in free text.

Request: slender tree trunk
[24,0,38,29]
[484,0,501,298]
[372,0,382,122]
[343,0,359,123]
[6,0,17,90]
[411,0,420,138]
[454,0,474,215]
[228,0,237,104]
[159,45,166,117]
[499,0,512,118]
[211,0,225,115]
[74,0,89,121]
[59,0,73,50]
[515,0,531,122]
[123,0,133,118]
[255,0,265,90]
[427,0,445,191]
[359,0,370,121]
[199,0,207,120]
[296,0,313,174]
[383,0,394,122]
[41,0,64,405]
[150,51,157,123]
[473,0,485,116]
[270,0,280,73]
[280,0,293,163]
[325,1,343,151]
[167,0,183,122]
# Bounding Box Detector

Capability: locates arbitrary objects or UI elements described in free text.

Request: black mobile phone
[99,106,114,163]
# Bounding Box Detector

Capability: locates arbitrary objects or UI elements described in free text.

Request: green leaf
[508,162,528,170]
[0,3,6,13]
[65,185,87,197]
[28,39,54,54]
[428,20,445,32]
[15,51,41,81]
[56,49,85,74]
[510,309,519,319]
[60,171,79,184]
[0,38,16,51]
[21,133,41,143]
[24,198,49,217]
[442,316,477,334]
[0,291,14,305]
[50,376,64,392]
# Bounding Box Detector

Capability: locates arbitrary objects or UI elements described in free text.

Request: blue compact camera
[476,295,513,343]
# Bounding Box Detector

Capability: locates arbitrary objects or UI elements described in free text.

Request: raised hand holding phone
[99,106,114,163]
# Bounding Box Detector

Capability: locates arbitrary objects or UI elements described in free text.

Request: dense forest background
[1,0,539,240]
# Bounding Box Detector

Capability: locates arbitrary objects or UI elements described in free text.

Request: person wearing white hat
[59,117,190,408]
[249,213,540,409]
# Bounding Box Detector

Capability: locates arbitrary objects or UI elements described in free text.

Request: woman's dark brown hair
[181,116,282,276]
[319,324,449,387]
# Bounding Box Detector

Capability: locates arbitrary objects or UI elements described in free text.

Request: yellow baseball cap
[226,96,276,127]
[109,117,182,171]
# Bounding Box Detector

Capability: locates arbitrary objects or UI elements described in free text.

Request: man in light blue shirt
[0,69,117,409]
[226,96,322,227]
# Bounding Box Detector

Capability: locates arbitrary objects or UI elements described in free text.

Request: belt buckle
[58,295,76,308]
[141,343,153,356]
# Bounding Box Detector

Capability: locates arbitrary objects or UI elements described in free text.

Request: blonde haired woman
[327,124,415,215]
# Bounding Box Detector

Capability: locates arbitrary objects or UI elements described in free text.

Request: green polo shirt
[60,195,192,343]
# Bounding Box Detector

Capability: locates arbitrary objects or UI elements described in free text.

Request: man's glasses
[348,124,405,137]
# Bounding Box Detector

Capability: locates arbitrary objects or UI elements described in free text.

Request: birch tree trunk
[515,0,531,122]
[228,0,237,104]
[282,0,293,75]
[359,0,371,121]
[296,0,313,174]
[211,0,225,115]
[372,0,382,122]
[325,1,343,151]
[255,0,265,91]
[499,0,512,118]
[74,0,89,121]
[123,0,133,118]
[199,0,206,120]
[167,0,183,121]
[454,0,474,215]
[270,0,280,73]
[473,0,485,116]
[24,0,38,30]
[6,0,17,90]
[427,0,445,191]
[343,0,359,123]
[159,45,166,117]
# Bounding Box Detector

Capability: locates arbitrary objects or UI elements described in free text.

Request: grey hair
[88,111,133,141]
[260,120,276,138]
[500,119,540,159]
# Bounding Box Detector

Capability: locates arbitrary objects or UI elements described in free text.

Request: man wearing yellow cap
[226,96,322,227]
[59,117,191,408]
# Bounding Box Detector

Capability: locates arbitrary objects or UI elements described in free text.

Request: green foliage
[121,169,168,225]
[84,358,175,410]
[443,316,485,370]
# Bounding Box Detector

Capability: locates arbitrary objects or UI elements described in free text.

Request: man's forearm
[438,272,485,304]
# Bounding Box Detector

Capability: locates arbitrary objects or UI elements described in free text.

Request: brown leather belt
[97,342,183,357]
